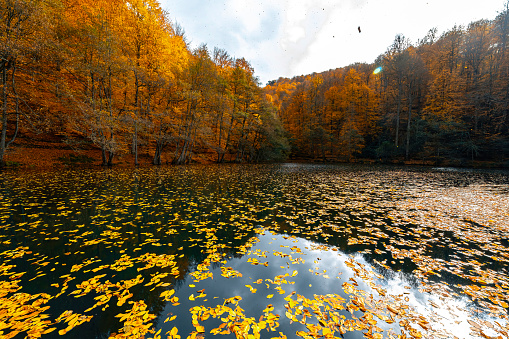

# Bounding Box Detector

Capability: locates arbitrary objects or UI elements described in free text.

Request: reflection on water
[0,164,508,338]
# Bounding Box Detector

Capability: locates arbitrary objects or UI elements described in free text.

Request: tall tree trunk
[106,67,115,165]
[250,131,260,162]
[186,125,198,164]
[134,122,138,166]
[174,100,194,164]
[235,116,247,162]
[395,82,402,148]
[0,63,19,167]
[133,72,140,166]
[216,107,225,162]
[107,151,114,166]
[153,140,164,165]
[405,92,413,160]
[101,146,108,166]
[219,115,235,163]
[0,65,8,168]
[219,97,238,163]
[174,139,189,165]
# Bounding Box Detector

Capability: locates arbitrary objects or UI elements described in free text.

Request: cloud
[162,0,506,85]
[228,0,345,82]
[279,1,336,74]
[163,0,343,83]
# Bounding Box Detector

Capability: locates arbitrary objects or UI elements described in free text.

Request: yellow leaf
[41,328,56,335]
[168,326,180,339]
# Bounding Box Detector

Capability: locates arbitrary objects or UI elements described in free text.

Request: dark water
[0,164,508,338]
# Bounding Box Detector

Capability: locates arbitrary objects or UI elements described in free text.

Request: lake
[0,164,508,339]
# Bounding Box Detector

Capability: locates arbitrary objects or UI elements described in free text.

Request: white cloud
[227,0,266,33]
[161,0,506,85]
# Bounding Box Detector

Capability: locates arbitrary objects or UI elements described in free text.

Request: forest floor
[3,132,216,169]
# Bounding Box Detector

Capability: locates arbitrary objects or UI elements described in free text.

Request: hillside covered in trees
[0,0,288,168]
[1,0,509,168]
[265,5,509,166]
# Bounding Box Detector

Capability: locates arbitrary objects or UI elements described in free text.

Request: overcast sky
[160,0,506,85]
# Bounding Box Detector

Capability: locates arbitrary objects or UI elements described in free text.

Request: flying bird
[358,26,361,33]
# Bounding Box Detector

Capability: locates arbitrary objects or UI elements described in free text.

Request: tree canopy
[0,0,288,167]
[265,5,509,166]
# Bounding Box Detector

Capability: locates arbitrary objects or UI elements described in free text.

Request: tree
[122,0,187,165]
[403,47,428,159]
[0,0,47,167]
[60,0,130,166]
[462,20,493,136]
[325,69,376,160]
[489,3,509,158]
[172,45,216,165]
[217,57,256,163]
[250,95,289,162]
[210,47,233,162]
[383,35,410,149]
[422,27,465,160]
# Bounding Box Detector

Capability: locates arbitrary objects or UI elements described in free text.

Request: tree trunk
[134,122,138,166]
[153,140,163,165]
[107,151,114,166]
[101,147,108,166]
[1,64,9,168]
[235,116,247,162]
[215,100,226,162]
[133,72,140,166]
[395,82,402,148]
[321,135,326,162]
[0,63,6,159]
[186,125,199,164]
[219,115,235,163]
[0,62,21,168]
[219,97,237,163]
[174,139,189,165]
[7,63,19,150]
[405,92,412,160]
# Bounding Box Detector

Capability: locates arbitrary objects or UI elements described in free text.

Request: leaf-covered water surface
[0,164,508,339]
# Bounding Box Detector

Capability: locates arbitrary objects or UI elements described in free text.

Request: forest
[1,0,509,167]
[266,6,509,166]
[0,0,289,168]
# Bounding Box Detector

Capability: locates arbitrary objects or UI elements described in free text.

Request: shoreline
[3,134,508,171]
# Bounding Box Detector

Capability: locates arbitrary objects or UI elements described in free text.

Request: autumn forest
[1,0,509,167]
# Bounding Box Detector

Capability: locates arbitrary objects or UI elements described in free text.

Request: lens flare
[373,67,382,75]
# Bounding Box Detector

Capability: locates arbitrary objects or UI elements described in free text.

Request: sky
[161,0,507,85]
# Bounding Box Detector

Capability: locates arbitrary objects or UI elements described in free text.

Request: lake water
[0,164,508,339]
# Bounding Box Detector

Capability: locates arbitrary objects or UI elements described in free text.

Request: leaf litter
[0,165,508,338]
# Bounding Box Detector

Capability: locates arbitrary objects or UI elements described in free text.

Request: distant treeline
[0,0,288,168]
[265,4,509,166]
